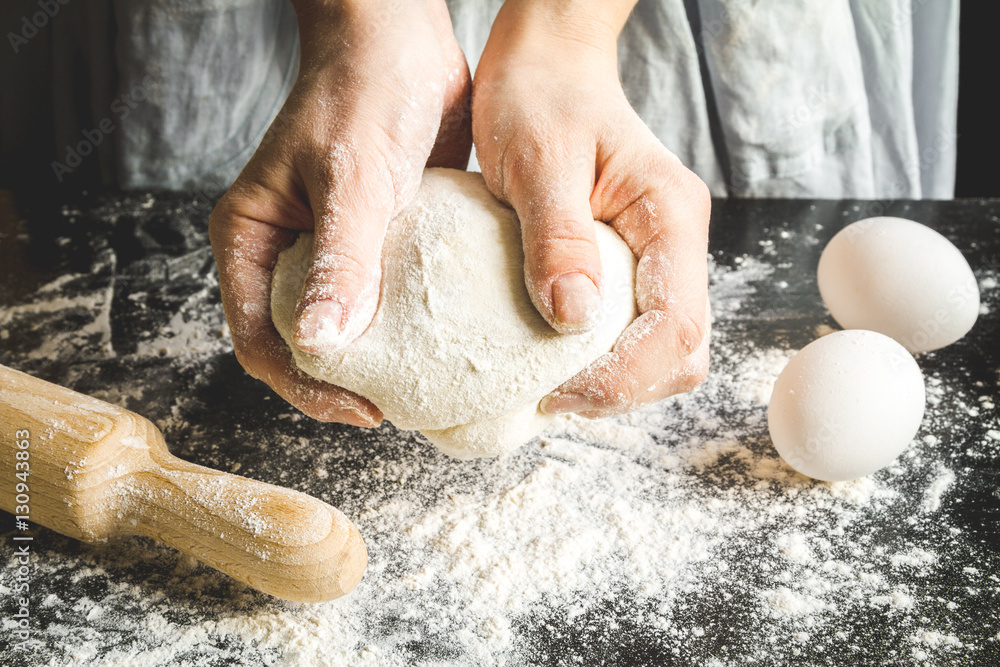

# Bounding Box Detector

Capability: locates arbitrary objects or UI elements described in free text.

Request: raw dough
[271,169,638,458]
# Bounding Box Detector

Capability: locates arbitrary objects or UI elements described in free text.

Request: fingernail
[344,408,379,428]
[322,405,377,427]
[294,300,343,351]
[551,273,601,332]
[540,392,593,415]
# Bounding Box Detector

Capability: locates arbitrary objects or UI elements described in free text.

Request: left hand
[472,0,711,418]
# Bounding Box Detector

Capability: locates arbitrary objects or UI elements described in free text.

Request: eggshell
[768,330,925,482]
[817,216,979,353]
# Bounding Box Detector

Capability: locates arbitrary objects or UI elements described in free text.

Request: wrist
[481,0,633,77]
[289,0,447,50]
[495,0,634,52]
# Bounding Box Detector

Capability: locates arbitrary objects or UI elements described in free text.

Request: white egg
[768,330,925,482]
[817,216,979,353]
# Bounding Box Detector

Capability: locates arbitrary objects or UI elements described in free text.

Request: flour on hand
[271,169,638,458]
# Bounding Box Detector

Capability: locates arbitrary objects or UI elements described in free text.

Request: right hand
[209,0,471,425]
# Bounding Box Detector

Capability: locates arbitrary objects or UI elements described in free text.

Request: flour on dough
[271,168,638,458]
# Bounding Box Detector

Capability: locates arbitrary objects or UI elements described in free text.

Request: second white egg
[768,330,925,482]
[817,216,979,353]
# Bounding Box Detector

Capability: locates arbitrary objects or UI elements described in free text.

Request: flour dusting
[1,194,997,666]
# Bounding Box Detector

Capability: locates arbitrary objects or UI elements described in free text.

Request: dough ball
[271,169,638,458]
[817,216,979,353]
[768,330,925,482]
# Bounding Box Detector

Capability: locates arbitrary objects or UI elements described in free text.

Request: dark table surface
[1,190,998,666]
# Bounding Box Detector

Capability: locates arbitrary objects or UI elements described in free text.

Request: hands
[211,0,708,427]
[474,0,711,419]
[209,0,471,425]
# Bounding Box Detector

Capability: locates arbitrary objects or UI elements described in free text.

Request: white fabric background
[6,0,959,198]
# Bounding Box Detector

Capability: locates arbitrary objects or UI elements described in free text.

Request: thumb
[504,146,605,334]
[292,160,395,354]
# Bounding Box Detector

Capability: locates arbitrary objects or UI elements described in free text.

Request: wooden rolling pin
[0,364,366,603]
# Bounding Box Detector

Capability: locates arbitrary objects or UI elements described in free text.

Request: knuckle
[530,229,602,286]
[645,149,681,185]
[564,355,638,413]
[670,309,708,358]
[686,175,712,220]
[307,250,373,296]
[616,382,641,411]
[582,387,635,418]
[680,354,710,392]
[208,197,235,242]
[597,364,641,412]
[670,166,712,220]
[538,224,599,254]
[644,152,711,221]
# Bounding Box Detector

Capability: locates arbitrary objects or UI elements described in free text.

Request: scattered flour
[922,467,955,512]
[1,206,996,666]
[0,261,116,361]
[134,292,230,359]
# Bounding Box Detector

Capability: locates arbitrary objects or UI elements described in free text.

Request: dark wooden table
[1,190,998,666]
